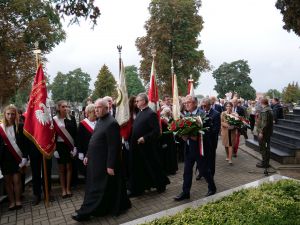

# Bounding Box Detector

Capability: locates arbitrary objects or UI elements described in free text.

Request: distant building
[256,92,264,100]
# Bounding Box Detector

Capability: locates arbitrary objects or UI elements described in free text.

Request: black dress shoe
[196,174,202,180]
[205,190,216,197]
[71,212,90,222]
[174,192,190,201]
[256,162,270,168]
[32,196,41,206]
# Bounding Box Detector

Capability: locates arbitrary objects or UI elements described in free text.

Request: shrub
[144,179,300,225]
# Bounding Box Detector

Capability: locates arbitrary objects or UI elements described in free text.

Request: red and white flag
[115,60,132,141]
[24,64,56,158]
[148,57,160,118]
[116,60,130,126]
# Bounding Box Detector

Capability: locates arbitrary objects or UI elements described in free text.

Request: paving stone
[1,136,298,225]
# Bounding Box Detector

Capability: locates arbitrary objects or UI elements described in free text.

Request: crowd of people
[0,92,283,221]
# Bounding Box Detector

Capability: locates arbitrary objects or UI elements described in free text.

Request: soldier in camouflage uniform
[256,98,273,168]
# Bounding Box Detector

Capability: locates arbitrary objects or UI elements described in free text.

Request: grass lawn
[143,179,300,225]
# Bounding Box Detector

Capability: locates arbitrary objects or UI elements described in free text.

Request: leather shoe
[71,212,90,222]
[256,162,270,168]
[174,192,190,201]
[32,196,41,206]
[205,190,216,197]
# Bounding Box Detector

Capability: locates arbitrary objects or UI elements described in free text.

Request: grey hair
[95,98,109,108]
[103,96,113,102]
[201,97,211,106]
[137,93,149,104]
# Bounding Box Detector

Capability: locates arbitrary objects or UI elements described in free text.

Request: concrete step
[293,108,300,115]
[270,138,298,155]
[277,119,300,129]
[246,139,297,164]
[273,124,300,137]
[272,131,300,147]
[284,114,300,121]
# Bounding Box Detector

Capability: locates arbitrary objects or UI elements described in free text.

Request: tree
[212,60,256,100]
[275,0,300,37]
[125,65,145,97]
[282,82,300,103]
[52,0,100,26]
[92,64,117,99]
[0,0,66,107]
[51,68,91,103]
[136,0,210,96]
[265,89,282,99]
[10,85,32,109]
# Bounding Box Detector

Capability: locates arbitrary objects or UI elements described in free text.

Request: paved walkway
[0,136,298,225]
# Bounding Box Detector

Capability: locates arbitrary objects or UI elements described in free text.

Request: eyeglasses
[135,99,143,103]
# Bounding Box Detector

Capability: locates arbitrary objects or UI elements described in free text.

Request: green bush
[143,180,300,225]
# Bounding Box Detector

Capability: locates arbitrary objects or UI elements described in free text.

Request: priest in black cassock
[72,98,131,222]
[128,93,170,197]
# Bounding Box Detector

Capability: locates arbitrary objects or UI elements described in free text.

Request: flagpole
[117,45,122,76]
[33,42,50,207]
[171,59,174,96]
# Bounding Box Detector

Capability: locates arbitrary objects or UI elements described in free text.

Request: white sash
[53,116,75,150]
[0,124,23,160]
[82,118,95,133]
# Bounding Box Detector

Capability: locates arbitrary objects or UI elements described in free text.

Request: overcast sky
[46,0,300,97]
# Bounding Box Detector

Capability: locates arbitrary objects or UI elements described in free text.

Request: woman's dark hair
[224,102,233,108]
[129,96,139,117]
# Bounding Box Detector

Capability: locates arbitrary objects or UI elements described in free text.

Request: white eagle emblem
[35,103,53,128]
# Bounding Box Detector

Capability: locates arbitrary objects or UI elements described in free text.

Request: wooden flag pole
[33,42,49,207]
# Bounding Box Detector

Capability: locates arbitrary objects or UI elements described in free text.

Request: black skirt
[0,147,20,175]
[56,142,72,164]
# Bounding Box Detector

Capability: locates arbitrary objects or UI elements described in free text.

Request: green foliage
[51,68,91,103]
[212,60,256,100]
[136,0,210,96]
[144,179,300,225]
[276,0,300,37]
[282,82,300,103]
[265,89,282,99]
[52,0,101,26]
[92,64,117,99]
[0,0,65,106]
[10,85,32,109]
[125,65,145,97]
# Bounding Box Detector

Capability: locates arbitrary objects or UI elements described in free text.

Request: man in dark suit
[210,96,223,114]
[271,98,283,123]
[174,95,216,201]
[128,93,170,196]
[72,98,131,221]
[103,96,116,117]
[200,98,220,177]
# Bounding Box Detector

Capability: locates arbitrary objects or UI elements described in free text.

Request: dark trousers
[209,134,218,177]
[259,136,271,166]
[183,141,216,194]
[249,114,256,131]
[28,148,52,197]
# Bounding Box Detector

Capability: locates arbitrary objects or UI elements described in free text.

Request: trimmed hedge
[143,179,300,225]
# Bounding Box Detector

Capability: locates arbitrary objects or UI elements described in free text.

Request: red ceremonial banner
[24,64,56,158]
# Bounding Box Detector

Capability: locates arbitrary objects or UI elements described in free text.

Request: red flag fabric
[148,58,160,113]
[24,64,56,158]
